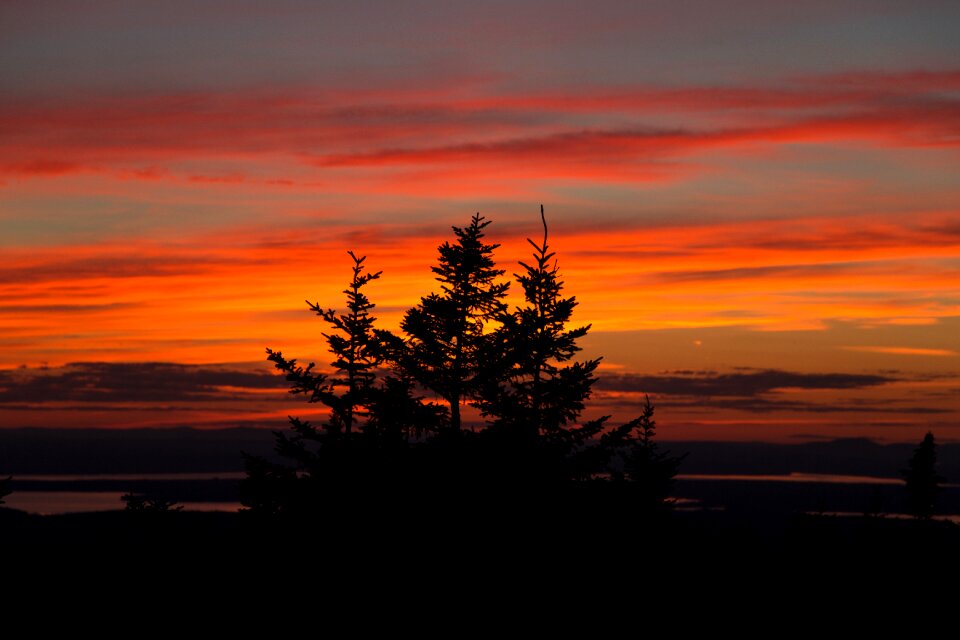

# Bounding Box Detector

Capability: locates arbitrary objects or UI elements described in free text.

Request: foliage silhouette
[242,251,444,514]
[241,208,683,518]
[264,251,383,436]
[618,396,687,510]
[399,213,509,433]
[0,476,11,506]
[476,205,605,480]
[901,431,945,519]
[121,493,183,512]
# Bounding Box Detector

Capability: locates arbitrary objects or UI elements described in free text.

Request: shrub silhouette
[121,493,183,512]
[0,476,11,506]
[241,208,683,516]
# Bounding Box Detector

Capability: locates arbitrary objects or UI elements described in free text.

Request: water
[677,472,908,486]
[3,491,241,515]
[4,471,956,516]
[11,472,246,482]
[811,511,960,525]
[3,472,245,515]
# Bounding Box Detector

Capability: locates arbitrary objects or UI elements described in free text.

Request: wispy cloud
[596,369,895,397]
[0,362,286,404]
[2,71,957,187]
[842,346,959,357]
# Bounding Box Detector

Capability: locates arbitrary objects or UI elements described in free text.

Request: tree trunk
[450,393,461,433]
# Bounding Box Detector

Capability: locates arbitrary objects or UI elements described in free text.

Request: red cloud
[1,70,957,187]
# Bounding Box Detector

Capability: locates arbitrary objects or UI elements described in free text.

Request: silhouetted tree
[619,397,685,510]
[901,431,945,519]
[0,476,11,506]
[242,211,684,515]
[474,208,682,507]
[480,206,600,447]
[242,253,442,513]
[267,251,383,436]
[400,213,509,432]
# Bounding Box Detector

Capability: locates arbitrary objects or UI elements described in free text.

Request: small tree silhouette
[241,252,442,514]
[266,251,383,437]
[0,476,11,506]
[399,213,509,433]
[619,396,686,510]
[901,431,945,519]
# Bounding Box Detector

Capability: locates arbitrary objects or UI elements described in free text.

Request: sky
[1,0,958,442]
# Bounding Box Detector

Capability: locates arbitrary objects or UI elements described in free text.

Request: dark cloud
[0,362,285,404]
[596,369,894,397]
[0,255,222,285]
[0,404,189,412]
[311,127,699,166]
[588,368,959,415]
[653,397,949,415]
[595,393,949,415]
[0,303,134,314]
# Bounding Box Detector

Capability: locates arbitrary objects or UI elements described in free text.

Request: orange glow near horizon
[2,210,956,366]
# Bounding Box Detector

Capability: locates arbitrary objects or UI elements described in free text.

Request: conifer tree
[266,251,382,435]
[400,213,509,432]
[242,253,393,513]
[619,397,685,510]
[242,211,685,513]
[480,206,600,445]
[901,431,945,519]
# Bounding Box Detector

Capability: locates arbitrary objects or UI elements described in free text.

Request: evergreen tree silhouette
[399,213,509,433]
[480,205,600,447]
[618,397,686,510]
[266,251,382,436]
[241,210,684,515]
[241,252,441,513]
[901,431,945,519]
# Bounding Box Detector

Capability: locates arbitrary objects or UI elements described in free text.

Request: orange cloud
[1,208,957,370]
[842,347,959,357]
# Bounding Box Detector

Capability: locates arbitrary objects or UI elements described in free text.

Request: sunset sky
[1,1,958,442]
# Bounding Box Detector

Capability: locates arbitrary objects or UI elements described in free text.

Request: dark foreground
[4,430,958,576]
[4,490,958,570]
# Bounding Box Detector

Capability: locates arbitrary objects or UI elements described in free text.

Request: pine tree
[901,431,945,519]
[266,251,382,436]
[241,211,685,514]
[400,213,509,433]
[619,397,685,510]
[242,253,399,513]
[480,205,600,446]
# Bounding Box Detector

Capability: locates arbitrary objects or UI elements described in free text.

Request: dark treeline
[3,429,960,480]
[240,208,684,520]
